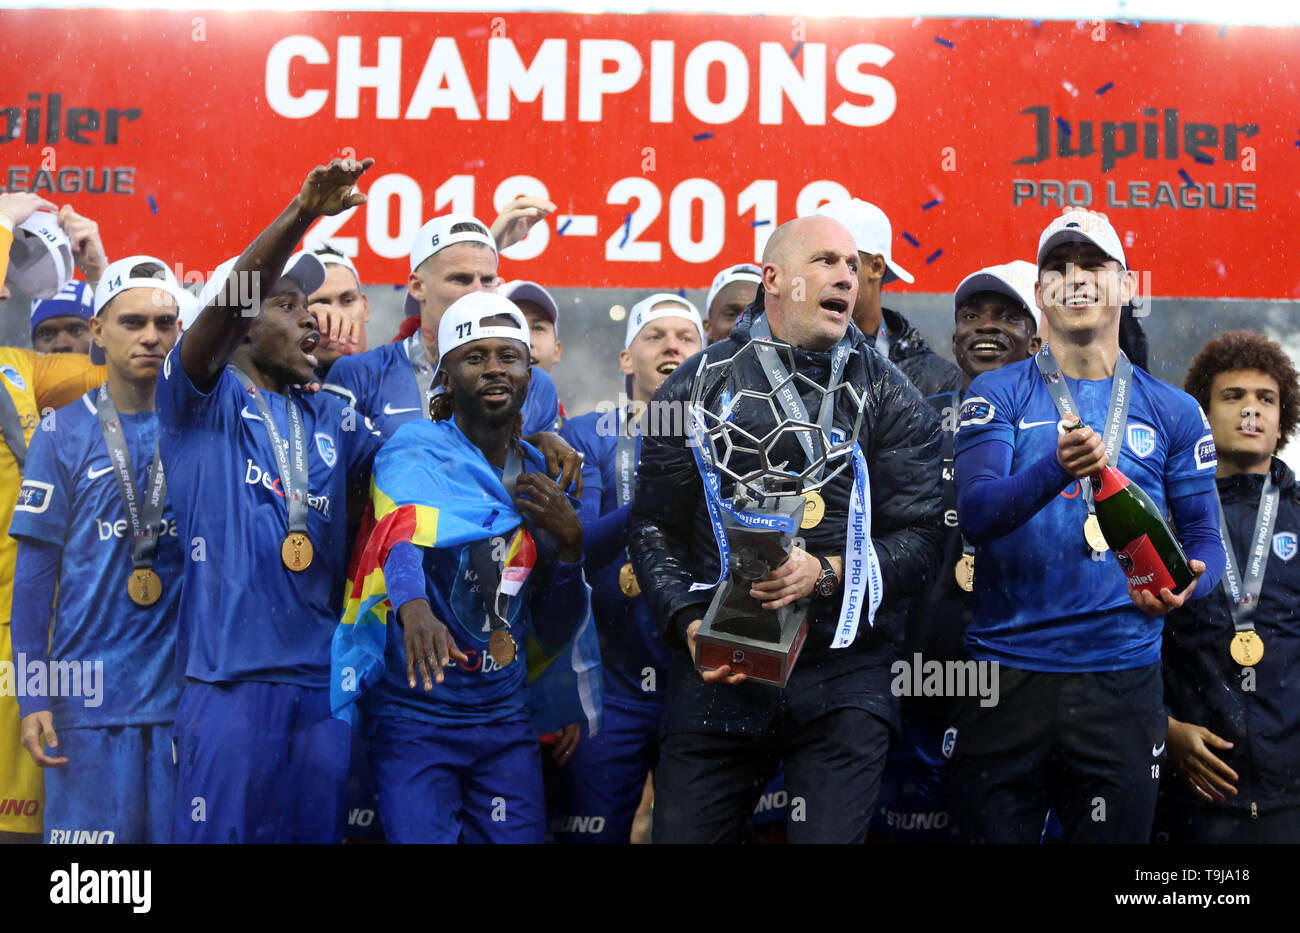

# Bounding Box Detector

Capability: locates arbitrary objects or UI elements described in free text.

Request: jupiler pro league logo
[15,480,51,513]
[958,397,995,430]
[1273,532,1297,562]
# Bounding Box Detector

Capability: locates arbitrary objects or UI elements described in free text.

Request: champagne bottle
[1091,465,1195,596]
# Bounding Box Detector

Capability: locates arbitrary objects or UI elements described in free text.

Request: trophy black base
[695,584,809,688]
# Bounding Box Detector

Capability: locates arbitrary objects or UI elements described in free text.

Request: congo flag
[330,417,602,735]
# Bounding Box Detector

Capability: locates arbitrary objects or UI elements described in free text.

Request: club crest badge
[1272,532,1297,562]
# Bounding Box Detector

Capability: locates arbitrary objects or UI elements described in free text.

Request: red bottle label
[1092,466,1131,502]
[1115,534,1175,596]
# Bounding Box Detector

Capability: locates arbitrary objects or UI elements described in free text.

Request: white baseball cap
[498,280,559,332]
[1037,210,1127,269]
[404,214,497,317]
[188,251,327,329]
[953,260,1041,331]
[435,292,530,374]
[7,211,74,299]
[625,293,705,349]
[93,255,189,316]
[309,247,361,285]
[705,263,763,316]
[814,199,914,285]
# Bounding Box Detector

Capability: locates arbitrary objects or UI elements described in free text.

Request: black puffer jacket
[877,306,963,401]
[627,309,944,736]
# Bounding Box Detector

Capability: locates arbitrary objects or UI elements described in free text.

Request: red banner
[1,11,1295,297]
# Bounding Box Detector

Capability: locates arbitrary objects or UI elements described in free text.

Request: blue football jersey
[953,358,1216,671]
[559,409,668,709]
[324,336,560,438]
[10,392,183,728]
[155,341,384,686]
[364,446,587,727]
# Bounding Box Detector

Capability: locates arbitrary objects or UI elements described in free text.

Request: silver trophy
[687,337,866,687]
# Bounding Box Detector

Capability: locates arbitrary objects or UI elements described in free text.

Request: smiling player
[11,256,187,844]
[950,210,1226,843]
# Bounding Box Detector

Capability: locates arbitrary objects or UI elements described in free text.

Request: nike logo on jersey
[1018,418,1057,430]
[86,465,114,480]
[383,403,419,416]
[1152,741,1166,757]
[240,407,263,423]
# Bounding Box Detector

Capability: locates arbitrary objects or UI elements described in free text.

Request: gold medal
[954,553,975,593]
[127,568,162,607]
[618,561,641,598]
[281,532,314,572]
[489,629,517,667]
[800,490,826,530]
[1230,630,1265,666]
[1083,514,1109,553]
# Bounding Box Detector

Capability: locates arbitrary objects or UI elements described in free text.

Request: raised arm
[181,157,373,391]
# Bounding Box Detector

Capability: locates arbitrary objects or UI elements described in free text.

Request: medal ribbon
[830,442,883,647]
[466,445,525,633]
[96,384,168,572]
[687,407,736,593]
[938,390,974,559]
[1034,344,1133,530]
[1218,475,1279,631]
[873,320,891,359]
[0,381,28,471]
[230,367,310,537]
[405,333,437,419]
[615,408,639,509]
[748,314,852,484]
[688,405,883,644]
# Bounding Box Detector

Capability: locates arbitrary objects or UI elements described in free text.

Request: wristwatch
[814,555,840,598]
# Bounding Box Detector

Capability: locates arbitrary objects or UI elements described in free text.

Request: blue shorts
[44,723,174,845]
[872,713,954,842]
[548,699,660,844]
[172,681,350,844]
[343,714,384,841]
[367,712,543,844]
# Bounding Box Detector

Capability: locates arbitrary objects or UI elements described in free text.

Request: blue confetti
[751,219,771,228]
[1056,117,1072,137]
[678,288,687,298]
[693,131,714,142]
[790,41,803,60]
[1178,168,1195,186]
[1193,153,1215,165]
[557,218,572,236]
[1218,25,1228,37]
[934,36,954,48]
[146,194,158,215]
[902,231,921,248]
[1096,81,1114,96]
[922,198,941,211]
[619,213,632,249]
[926,249,943,264]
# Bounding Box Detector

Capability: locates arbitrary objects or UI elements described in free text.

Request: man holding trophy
[628,216,944,844]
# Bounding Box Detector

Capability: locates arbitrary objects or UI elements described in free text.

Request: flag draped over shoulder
[330,417,602,736]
